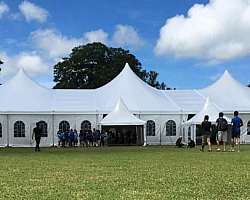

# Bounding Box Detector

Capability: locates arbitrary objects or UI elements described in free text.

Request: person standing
[216,112,228,151]
[32,123,42,152]
[73,129,78,147]
[231,111,243,152]
[201,115,212,152]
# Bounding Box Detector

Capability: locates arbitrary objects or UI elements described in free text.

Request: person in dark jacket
[201,115,212,151]
[216,112,228,151]
[32,123,42,152]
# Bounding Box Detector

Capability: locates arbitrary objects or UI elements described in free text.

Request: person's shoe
[200,148,204,152]
[216,148,221,151]
[231,149,235,152]
[237,150,240,153]
[208,149,212,152]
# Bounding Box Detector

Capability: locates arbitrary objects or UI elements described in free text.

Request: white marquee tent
[0,63,249,146]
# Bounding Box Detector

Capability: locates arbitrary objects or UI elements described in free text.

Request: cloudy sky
[1,0,250,89]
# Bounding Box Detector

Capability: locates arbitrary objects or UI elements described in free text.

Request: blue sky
[1,0,250,89]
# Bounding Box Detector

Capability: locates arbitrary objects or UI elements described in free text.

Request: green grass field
[0,146,250,200]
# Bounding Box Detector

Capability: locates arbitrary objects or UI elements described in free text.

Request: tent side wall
[0,115,8,146]
[8,114,53,147]
[140,114,183,145]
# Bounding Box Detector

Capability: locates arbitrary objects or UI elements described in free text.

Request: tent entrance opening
[102,125,144,145]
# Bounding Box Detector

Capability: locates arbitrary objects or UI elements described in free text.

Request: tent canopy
[184,98,231,125]
[100,98,145,126]
[199,70,250,112]
[0,68,52,112]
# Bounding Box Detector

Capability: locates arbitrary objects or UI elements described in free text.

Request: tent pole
[143,125,147,146]
[6,114,9,147]
[52,111,55,147]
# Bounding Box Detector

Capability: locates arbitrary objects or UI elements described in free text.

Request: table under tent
[183,98,231,145]
[100,98,146,146]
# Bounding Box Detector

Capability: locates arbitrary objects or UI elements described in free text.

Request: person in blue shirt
[69,129,74,147]
[231,111,243,152]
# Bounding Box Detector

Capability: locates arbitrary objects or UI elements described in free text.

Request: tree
[53,42,170,89]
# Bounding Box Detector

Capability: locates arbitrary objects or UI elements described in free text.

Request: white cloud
[0,51,49,77]
[0,1,9,18]
[155,0,250,61]
[31,28,109,59]
[19,0,48,23]
[31,29,83,58]
[84,29,108,44]
[112,24,144,48]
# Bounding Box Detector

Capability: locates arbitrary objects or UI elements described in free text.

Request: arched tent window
[14,121,25,137]
[0,123,2,138]
[37,121,48,137]
[81,120,91,131]
[166,120,176,136]
[247,121,250,135]
[59,121,70,132]
[146,120,155,136]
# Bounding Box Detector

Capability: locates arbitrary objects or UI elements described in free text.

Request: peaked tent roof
[184,98,231,125]
[0,68,52,112]
[96,63,181,113]
[198,71,250,112]
[100,98,145,126]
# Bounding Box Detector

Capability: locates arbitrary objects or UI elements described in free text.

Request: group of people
[176,111,243,152]
[57,128,107,148]
[200,111,243,152]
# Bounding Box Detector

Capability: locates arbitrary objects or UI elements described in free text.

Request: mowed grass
[0,146,250,200]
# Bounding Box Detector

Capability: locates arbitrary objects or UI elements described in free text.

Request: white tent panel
[166,90,205,113]
[96,63,181,113]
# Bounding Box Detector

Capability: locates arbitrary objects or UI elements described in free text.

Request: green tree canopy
[53,43,169,89]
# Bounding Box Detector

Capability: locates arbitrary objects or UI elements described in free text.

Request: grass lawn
[0,145,250,200]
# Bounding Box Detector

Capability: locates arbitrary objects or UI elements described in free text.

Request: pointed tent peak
[100,97,145,125]
[119,62,136,77]
[124,62,131,70]
[220,70,233,80]
[2,67,50,91]
[114,97,129,112]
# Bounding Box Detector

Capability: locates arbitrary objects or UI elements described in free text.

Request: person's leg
[223,131,227,151]
[231,136,235,152]
[202,135,207,151]
[36,139,40,151]
[236,137,240,152]
[216,132,221,151]
[207,137,212,151]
